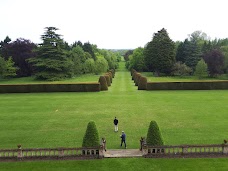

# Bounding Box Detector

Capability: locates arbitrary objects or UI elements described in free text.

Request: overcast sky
[1,0,228,49]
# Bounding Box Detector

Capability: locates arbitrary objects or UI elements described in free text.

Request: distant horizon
[1,0,228,49]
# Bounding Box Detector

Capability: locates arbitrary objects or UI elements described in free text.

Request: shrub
[110,69,115,78]
[132,72,138,82]
[131,69,136,76]
[134,73,141,85]
[138,76,147,90]
[107,72,113,83]
[82,121,100,147]
[146,121,164,146]
[99,76,108,91]
[104,75,111,86]
[135,73,142,86]
[194,59,208,79]
[171,62,192,76]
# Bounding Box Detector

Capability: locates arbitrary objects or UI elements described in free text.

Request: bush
[99,76,108,91]
[82,121,100,147]
[131,69,136,76]
[171,62,192,76]
[104,75,111,86]
[106,72,112,83]
[134,73,141,85]
[194,59,208,79]
[146,121,164,146]
[138,76,147,90]
[132,71,137,80]
[110,69,115,78]
[135,73,142,86]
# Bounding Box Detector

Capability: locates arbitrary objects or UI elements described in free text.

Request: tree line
[125,29,228,78]
[0,27,121,81]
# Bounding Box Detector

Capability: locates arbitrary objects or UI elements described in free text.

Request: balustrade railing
[143,144,228,157]
[0,146,103,161]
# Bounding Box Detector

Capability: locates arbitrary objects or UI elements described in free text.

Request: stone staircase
[103,149,143,158]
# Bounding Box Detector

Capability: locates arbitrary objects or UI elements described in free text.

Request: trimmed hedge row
[147,81,228,90]
[0,83,100,93]
[131,69,228,90]
[131,69,147,90]
[99,69,116,91]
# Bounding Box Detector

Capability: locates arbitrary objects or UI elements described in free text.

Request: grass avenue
[0,62,228,170]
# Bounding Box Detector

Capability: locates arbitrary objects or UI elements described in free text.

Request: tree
[68,46,86,75]
[1,38,37,77]
[203,49,224,77]
[171,62,192,76]
[220,46,228,73]
[144,28,175,75]
[194,59,208,79]
[146,121,164,146]
[94,55,108,74]
[82,121,100,147]
[28,27,73,81]
[84,58,95,73]
[176,39,201,71]
[82,42,96,60]
[127,47,146,71]
[0,36,11,58]
[0,56,18,78]
[124,50,133,61]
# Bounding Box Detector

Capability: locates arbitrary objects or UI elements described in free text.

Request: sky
[1,0,228,49]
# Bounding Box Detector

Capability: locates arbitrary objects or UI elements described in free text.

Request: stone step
[104,149,143,158]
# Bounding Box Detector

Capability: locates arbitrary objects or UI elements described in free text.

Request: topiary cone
[82,121,100,147]
[138,76,147,90]
[146,121,164,146]
[104,75,111,86]
[135,74,142,86]
[99,76,108,91]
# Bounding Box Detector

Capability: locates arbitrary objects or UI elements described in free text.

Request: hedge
[138,76,147,90]
[135,73,142,86]
[99,76,108,91]
[0,83,100,93]
[104,75,111,86]
[146,81,228,90]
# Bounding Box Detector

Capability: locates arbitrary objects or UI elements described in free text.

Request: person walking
[113,117,118,132]
[120,131,127,149]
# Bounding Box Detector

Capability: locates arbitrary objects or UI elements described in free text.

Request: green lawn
[0,74,100,84]
[142,72,228,82]
[0,61,228,170]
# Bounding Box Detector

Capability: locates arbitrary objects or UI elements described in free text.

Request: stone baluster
[223,145,228,154]
[17,145,23,160]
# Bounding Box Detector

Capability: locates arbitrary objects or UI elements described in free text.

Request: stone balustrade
[0,146,102,161]
[143,144,228,158]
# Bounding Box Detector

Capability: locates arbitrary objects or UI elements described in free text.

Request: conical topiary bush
[99,76,108,91]
[146,121,164,146]
[82,121,100,147]
[138,76,147,90]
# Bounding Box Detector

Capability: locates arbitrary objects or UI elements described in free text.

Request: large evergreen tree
[144,28,175,75]
[176,38,201,71]
[28,27,73,81]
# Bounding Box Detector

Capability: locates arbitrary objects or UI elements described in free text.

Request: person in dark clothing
[113,117,118,132]
[120,131,127,148]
